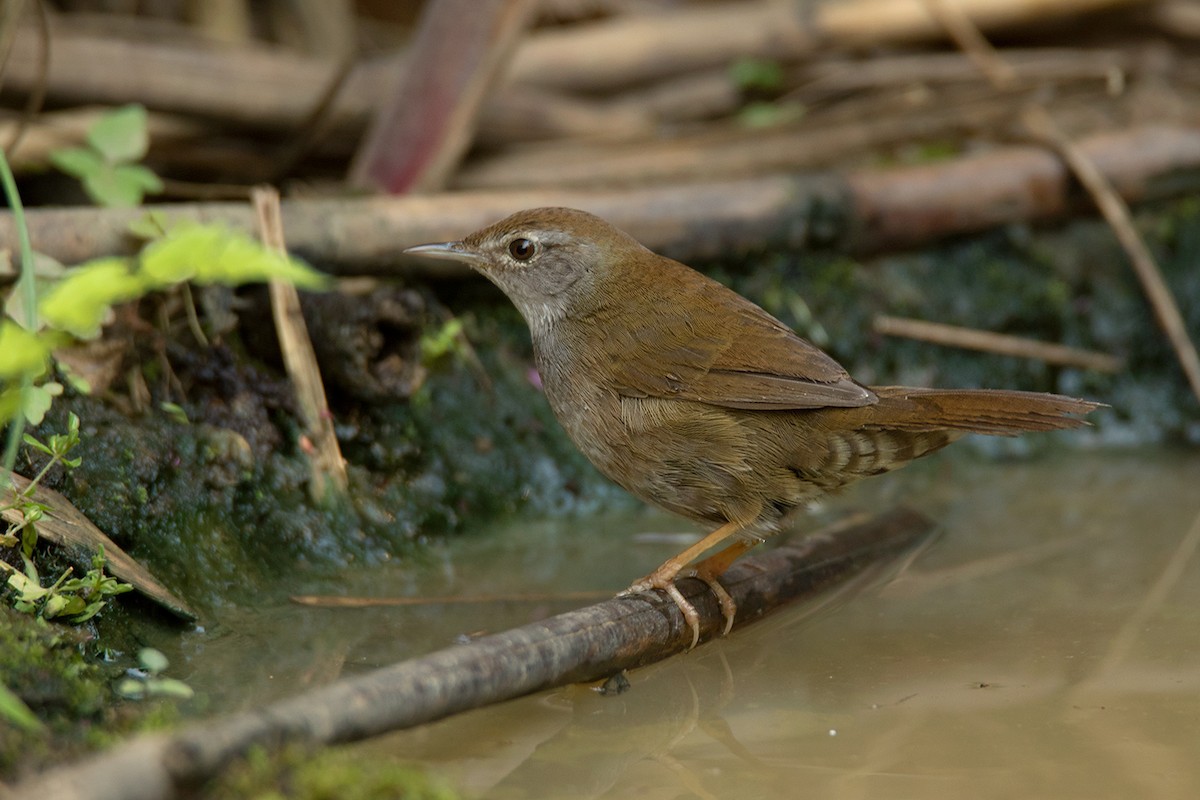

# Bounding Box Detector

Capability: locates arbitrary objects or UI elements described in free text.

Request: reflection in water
[162,450,1200,799]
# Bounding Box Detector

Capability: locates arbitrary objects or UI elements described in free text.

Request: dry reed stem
[251,186,348,498]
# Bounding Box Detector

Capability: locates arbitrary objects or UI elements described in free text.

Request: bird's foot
[681,566,737,636]
[619,571,702,649]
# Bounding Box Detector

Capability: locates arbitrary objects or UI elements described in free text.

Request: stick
[1022,108,1200,403]
[873,315,1123,373]
[251,187,348,498]
[13,508,934,800]
[918,3,1200,402]
[4,125,1200,270]
[348,0,535,192]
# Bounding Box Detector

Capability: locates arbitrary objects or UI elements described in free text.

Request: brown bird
[405,207,1100,647]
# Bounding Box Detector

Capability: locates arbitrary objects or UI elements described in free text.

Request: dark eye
[508,238,535,261]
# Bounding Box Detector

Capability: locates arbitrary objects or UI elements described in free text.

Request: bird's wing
[599,271,876,411]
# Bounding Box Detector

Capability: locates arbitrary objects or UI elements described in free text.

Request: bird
[405,207,1100,648]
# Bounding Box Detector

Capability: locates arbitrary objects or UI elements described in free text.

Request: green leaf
[730,58,785,92]
[138,648,169,674]
[127,211,170,240]
[6,570,48,603]
[82,164,146,208]
[57,361,93,394]
[0,682,44,733]
[0,320,51,381]
[146,677,194,700]
[87,105,150,164]
[116,164,163,193]
[38,258,147,338]
[20,383,60,426]
[159,402,189,425]
[115,678,147,699]
[81,164,163,208]
[70,599,107,623]
[48,147,104,180]
[140,223,329,290]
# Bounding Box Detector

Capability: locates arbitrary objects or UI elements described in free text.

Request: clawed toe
[682,568,737,635]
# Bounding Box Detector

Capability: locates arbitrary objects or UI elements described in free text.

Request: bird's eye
[508,238,535,261]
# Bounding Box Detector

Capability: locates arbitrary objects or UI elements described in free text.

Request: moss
[0,607,178,782]
[202,743,459,800]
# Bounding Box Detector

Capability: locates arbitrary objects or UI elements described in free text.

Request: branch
[14,508,934,800]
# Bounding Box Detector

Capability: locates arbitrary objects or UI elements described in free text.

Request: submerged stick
[13,508,934,800]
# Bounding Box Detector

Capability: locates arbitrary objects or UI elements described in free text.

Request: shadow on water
[148,448,1200,799]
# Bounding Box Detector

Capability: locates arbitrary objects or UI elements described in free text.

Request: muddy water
[158,448,1200,798]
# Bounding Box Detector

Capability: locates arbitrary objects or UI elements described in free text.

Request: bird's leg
[620,519,747,648]
[682,540,756,635]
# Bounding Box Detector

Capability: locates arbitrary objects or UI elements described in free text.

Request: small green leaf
[0,320,51,380]
[730,58,785,92]
[21,433,53,455]
[147,677,194,700]
[48,147,104,179]
[6,570,48,603]
[20,383,59,425]
[127,211,170,240]
[116,164,163,194]
[57,361,93,395]
[115,678,146,699]
[140,223,329,290]
[159,402,189,425]
[0,683,44,733]
[82,164,145,208]
[138,648,169,675]
[39,258,147,338]
[736,100,805,129]
[87,105,150,164]
[70,599,107,623]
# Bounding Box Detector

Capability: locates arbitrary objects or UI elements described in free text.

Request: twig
[925,0,1200,403]
[873,315,1123,373]
[13,508,934,800]
[1022,107,1200,403]
[922,0,1018,88]
[251,186,348,499]
[291,590,612,607]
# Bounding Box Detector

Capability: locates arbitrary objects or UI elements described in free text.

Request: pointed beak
[403,241,484,266]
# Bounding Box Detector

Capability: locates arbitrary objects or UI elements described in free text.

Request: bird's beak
[403,241,484,266]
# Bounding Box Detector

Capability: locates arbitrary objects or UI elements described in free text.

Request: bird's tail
[861,387,1102,435]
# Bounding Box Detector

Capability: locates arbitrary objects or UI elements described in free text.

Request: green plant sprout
[1,412,82,558]
[115,648,194,701]
[49,105,164,208]
[1,548,133,623]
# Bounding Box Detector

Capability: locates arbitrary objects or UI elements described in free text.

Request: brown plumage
[406,207,1101,646]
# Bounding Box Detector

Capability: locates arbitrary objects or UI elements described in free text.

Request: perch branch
[13,508,934,800]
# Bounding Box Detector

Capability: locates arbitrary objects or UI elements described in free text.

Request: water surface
[158,449,1200,798]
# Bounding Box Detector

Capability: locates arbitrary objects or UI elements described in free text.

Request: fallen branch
[3,125,1200,272]
[13,508,934,800]
[873,315,1124,373]
[1,471,197,621]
